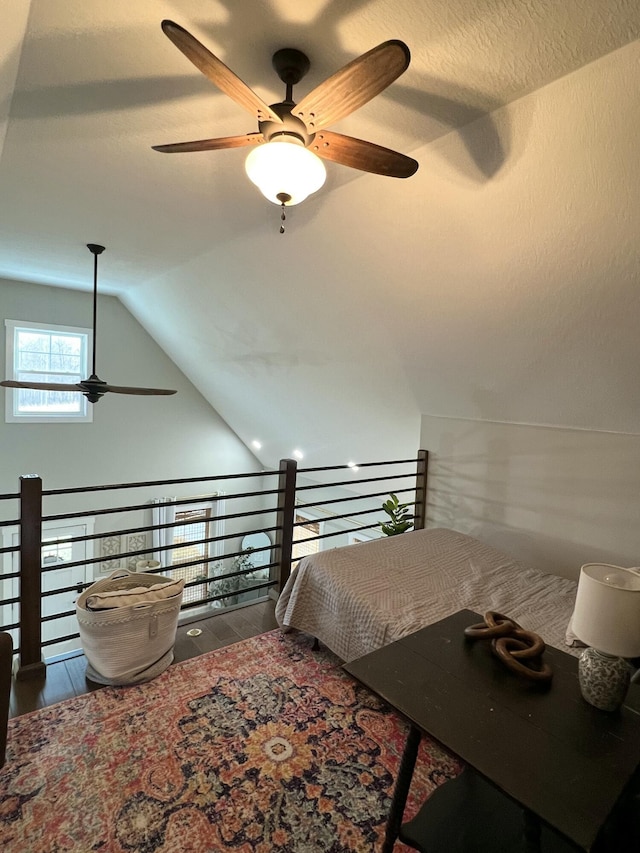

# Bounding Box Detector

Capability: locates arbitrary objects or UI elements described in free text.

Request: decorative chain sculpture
[464,611,553,682]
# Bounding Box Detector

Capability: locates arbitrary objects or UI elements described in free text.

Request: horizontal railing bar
[292,523,388,546]
[42,632,80,648]
[44,562,276,600]
[0,518,20,528]
[298,457,418,474]
[294,472,416,491]
[294,508,387,528]
[39,533,280,575]
[179,581,275,610]
[41,468,280,497]
[295,486,414,512]
[42,488,283,524]
[42,609,75,623]
[137,486,282,509]
[150,505,279,530]
[34,512,281,548]
[185,567,273,587]
[1,572,20,581]
[40,581,276,641]
[296,499,416,527]
[148,549,276,576]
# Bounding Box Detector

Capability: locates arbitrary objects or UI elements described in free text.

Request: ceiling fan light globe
[245,138,326,206]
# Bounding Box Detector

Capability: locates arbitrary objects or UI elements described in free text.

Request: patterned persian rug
[0,630,461,852]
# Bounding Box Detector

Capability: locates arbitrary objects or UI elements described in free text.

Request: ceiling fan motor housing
[258,102,314,147]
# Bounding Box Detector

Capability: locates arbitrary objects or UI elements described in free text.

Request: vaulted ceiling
[2,1,640,467]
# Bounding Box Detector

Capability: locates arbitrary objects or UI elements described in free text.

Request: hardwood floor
[9,599,279,719]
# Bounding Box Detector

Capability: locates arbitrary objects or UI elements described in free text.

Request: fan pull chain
[276,192,292,235]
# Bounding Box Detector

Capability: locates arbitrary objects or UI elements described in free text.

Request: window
[170,507,212,604]
[4,319,92,423]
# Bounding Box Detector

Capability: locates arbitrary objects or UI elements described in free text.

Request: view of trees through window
[11,324,88,415]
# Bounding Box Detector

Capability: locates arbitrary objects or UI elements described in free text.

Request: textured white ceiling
[1,0,640,466]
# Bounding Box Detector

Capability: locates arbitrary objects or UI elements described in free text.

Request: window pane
[51,334,82,355]
[49,353,82,372]
[15,371,81,384]
[16,387,83,414]
[17,331,49,354]
[18,350,50,371]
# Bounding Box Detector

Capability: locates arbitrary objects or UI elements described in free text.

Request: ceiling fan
[152,20,418,204]
[1,244,177,404]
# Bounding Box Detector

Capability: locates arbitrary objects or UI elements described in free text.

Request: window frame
[156,497,225,606]
[4,318,93,423]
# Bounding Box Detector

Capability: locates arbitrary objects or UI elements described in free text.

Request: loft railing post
[413,449,429,531]
[275,458,297,592]
[17,475,46,679]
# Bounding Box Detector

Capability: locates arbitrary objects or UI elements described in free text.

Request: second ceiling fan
[1,245,177,404]
[153,20,418,207]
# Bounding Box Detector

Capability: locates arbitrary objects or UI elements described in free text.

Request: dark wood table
[344,609,640,852]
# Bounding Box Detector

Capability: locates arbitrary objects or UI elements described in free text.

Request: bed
[275,527,579,662]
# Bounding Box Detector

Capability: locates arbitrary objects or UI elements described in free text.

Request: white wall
[0,277,261,494]
[421,414,640,581]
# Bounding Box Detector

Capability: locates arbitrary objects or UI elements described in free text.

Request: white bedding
[275,527,579,662]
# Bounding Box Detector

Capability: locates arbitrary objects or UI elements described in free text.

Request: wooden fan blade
[102,385,177,396]
[309,130,418,178]
[295,40,410,132]
[153,132,263,153]
[161,20,283,125]
[0,379,83,392]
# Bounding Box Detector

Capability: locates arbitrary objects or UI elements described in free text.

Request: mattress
[275,527,579,662]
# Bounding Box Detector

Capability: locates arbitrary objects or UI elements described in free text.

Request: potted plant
[380,493,414,536]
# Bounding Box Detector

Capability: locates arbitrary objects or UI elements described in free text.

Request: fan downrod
[272,48,310,86]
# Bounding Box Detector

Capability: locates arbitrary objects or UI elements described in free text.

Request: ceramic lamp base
[578,648,630,712]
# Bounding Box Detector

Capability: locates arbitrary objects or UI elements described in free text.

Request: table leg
[523,809,541,853]
[383,724,422,853]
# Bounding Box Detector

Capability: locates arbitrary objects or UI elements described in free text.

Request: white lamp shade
[571,563,640,658]
[245,138,326,206]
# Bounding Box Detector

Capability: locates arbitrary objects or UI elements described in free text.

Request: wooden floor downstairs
[9,599,279,719]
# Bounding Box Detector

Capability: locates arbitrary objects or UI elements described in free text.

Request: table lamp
[571,563,640,712]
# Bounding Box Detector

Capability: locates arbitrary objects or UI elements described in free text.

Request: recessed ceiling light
[292,449,304,460]
[251,440,262,450]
